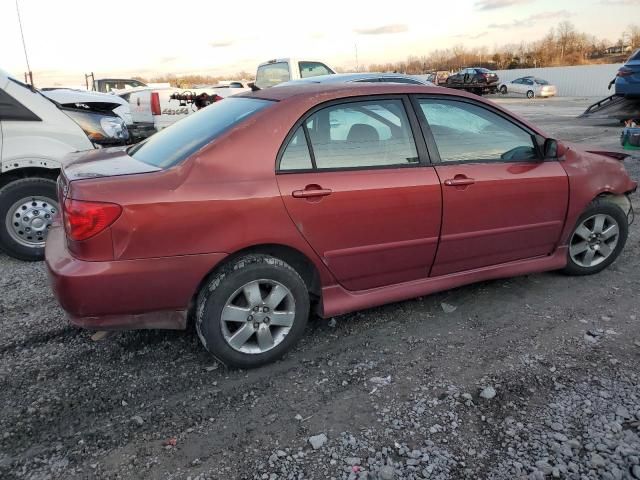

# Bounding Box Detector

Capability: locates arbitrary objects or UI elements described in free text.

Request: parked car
[499,77,557,98]
[445,68,499,95]
[426,71,450,86]
[614,49,640,96]
[0,69,128,261]
[276,72,432,86]
[254,58,335,89]
[46,83,636,368]
[41,88,133,127]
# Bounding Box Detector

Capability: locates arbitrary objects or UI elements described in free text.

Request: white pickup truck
[118,83,249,141]
[254,58,335,88]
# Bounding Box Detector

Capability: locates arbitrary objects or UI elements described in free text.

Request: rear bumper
[45,225,228,330]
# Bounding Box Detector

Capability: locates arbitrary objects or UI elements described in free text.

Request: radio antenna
[16,0,33,84]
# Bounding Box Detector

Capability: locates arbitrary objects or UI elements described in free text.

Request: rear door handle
[292,188,332,198]
[444,177,475,186]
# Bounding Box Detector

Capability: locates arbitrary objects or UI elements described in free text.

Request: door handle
[292,188,332,198]
[444,177,475,187]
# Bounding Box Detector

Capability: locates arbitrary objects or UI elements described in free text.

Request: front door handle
[292,187,332,198]
[444,176,475,187]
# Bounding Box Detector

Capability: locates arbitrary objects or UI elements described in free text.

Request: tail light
[63,198,122,241]
[617,67,633,77]
[150,92,161,115]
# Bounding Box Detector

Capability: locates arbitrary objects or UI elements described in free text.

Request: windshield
[534,78,549,85]
[129,97,273,168]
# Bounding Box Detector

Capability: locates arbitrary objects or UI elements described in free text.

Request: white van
[0,69,128,260]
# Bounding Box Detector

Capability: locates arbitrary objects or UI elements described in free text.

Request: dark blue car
[615,49,640,96]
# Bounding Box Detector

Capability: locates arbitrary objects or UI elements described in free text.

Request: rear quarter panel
[67,102,338,286]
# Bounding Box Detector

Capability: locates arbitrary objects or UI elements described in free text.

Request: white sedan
[499,77,557,98]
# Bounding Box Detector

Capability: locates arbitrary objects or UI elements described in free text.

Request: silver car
[499,77,557,98]
[276,72,433,87]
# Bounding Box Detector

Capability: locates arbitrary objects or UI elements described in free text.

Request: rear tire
[196,255,310,368]
[562,198,628,276]
[0,177,58,261]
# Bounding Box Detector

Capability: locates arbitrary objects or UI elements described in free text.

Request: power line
[16,0,31,74]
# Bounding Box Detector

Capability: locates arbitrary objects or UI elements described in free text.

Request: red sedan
[46,83,637,368]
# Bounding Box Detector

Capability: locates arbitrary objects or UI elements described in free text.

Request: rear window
[299,62,334,79]
[629,49,640,61]
[255,62,291,89]
[129,97,273,168]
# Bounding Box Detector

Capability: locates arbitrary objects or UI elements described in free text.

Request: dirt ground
[1,97,639,480]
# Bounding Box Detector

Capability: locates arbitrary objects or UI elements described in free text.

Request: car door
[413,96,569,277]
[276,97,442,291]
[510,78,523,95]
[523,78,535,95]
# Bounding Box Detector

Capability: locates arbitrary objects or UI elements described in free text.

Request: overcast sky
[1,0,638,86]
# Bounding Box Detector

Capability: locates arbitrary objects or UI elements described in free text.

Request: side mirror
[543,138,558,158]
[247,82,261,92]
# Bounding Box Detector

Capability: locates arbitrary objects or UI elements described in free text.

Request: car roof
[237,82,544,136]
[276,72,429,86]
[242,81,456,102]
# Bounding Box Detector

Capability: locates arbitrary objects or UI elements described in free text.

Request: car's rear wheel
[0,178,58,261]
[196,254,310,368]
[500,85,507,94]
[562,198,628,276]
[526,90,535,99]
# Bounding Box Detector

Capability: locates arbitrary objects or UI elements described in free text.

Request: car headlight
[63,108,130,145]
[100,116,127,139]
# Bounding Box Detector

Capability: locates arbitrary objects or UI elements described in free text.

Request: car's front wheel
[196,255,310,368]
[0,177,59,261]
[526,90,535,99]
[563,198,628,276]
[500,85,507,94]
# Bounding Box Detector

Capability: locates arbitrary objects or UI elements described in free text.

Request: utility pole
[16,0,33,86]
[355,43,359,72]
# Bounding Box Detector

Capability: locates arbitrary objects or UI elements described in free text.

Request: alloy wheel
[569,213,619,268]
[220,279,296,354]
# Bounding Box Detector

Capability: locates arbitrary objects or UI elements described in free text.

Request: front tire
[562,198,628,276]
[196,255,310,368]
[0,177,58,261]
[500,85,507,95]
[526,90,535,99]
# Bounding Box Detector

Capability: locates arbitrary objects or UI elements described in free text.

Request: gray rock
[379,465,395,480]
[308,433,327,450]
[632,465,640,480]
[616,406,630,419]
[550,422,563,432]
[130,415,143,426]
[441,302,457,313]
[480,386,496,400]
[590,453,606,468]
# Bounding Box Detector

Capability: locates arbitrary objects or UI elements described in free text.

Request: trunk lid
[62,146,161,182]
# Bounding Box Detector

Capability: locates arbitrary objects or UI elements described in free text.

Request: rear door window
[130,97,273,168]
[255,62,291,89]
[299,62,334,79]
[302,99,419,169]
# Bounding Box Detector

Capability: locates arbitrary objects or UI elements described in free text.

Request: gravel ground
[1,98,640,480]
